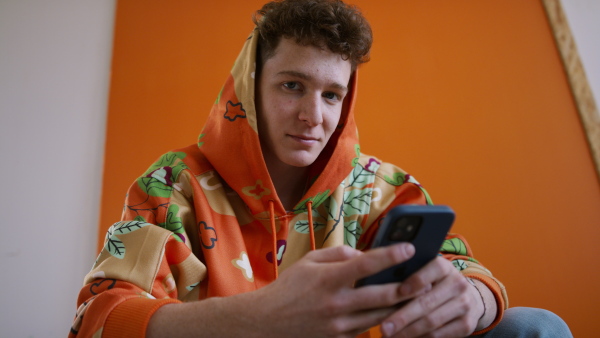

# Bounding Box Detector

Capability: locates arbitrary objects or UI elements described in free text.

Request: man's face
[256,38,352,173]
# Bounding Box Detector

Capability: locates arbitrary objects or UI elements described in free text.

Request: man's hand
[252,243,417,337]
[149,243,417,338]
[379,257,497,338]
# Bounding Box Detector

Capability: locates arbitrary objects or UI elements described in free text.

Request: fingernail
[404,243,415,256]
[382,321,396,337]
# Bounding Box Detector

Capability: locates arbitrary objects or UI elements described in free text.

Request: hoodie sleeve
[440,233,508,335]
[356,158,508,335]
[70,153,206,337]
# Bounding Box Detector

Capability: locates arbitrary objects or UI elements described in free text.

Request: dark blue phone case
[356,205,455,286]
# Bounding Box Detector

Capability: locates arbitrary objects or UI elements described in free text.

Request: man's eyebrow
[278,70,311,81]
[277,70,348,93]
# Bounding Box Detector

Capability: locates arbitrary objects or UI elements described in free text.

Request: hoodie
[70,30,507,337]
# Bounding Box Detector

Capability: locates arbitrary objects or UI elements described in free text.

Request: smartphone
[356,204,455,286]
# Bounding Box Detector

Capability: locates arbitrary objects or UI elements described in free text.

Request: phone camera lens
[390,228,404,241]
[388,216,422,242]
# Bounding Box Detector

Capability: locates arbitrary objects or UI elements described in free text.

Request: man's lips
[289,134,319,143]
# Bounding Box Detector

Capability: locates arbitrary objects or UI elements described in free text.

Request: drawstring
[268,200,278,279]
[268,200,317,280]
[307,201,316,251]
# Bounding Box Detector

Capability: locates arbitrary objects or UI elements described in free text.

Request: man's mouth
[289,134,319,144]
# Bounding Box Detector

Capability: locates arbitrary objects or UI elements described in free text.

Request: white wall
[0,0,115,337]
[562,0,600,114]
[0,0,597,337]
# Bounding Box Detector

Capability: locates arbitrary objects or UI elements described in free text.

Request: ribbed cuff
[465,274,506,336]
[103,297,181,337]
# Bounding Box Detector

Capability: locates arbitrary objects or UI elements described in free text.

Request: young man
[71,1,570,337]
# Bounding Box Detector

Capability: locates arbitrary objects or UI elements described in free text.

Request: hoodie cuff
[103,297,181,337]
[464,274,506,336]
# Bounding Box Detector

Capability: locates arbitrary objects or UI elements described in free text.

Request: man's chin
[283,154,318,168]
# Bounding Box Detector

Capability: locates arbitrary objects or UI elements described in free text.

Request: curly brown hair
[252,0,372,70]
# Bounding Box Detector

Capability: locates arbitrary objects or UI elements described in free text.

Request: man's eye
[323,92,340,101]
[283,82,299,90]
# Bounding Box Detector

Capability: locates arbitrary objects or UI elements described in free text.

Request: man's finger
[345,282,411,312]
[390,298,476,338]
[335,306,398,334]
[339,243,415,281]
[305,245,363,263]
[382,270,468,335]
[399,256,454,296]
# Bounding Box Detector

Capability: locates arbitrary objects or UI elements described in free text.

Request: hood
[199,30,360,218]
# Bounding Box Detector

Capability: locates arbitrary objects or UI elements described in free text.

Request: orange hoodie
[70,30,507,337]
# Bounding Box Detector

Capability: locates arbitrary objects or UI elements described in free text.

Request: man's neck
[264,156,309,211]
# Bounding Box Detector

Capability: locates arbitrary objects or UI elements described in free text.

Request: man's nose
[298,93,323,126]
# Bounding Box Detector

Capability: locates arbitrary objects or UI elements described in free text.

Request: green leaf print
[197,133,206,148]
[105,236,125,259]
[104,221,149,259]
[352,144,360,166]
[186,282,200,291]
[322,198,344,244]
[343,189,372,216]
[347,164,375,189]
[343,220,363,247]
[293,199,326,234]
[452,259,468,271]
[158,204,184,237]
[215,86,224,105]
[419,186,434,205]
[383,172,406,186]
[294,190,330,214]
[294,220,325,234]
[441,237,468,256]
[137,152,188,198]
[171,233,183,243]
[141,152,187,177]
[109,221,148,235]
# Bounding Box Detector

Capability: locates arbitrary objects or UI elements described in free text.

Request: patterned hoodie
[70,31,508,337]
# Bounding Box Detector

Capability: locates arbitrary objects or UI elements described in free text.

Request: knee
[483,307,573,338]
[488,307,572,337]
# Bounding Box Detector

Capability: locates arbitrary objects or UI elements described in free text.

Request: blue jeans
[475,307,572,337]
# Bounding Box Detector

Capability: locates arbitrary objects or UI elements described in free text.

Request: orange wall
[100,1,600,336]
